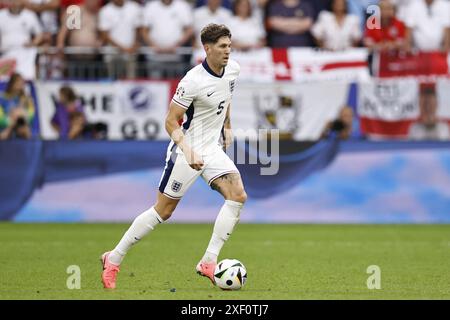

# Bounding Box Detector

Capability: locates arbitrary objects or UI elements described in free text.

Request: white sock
[108,206,163,265]
[202,200,244,263]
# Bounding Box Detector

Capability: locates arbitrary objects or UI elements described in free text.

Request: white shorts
[158,143,240,199]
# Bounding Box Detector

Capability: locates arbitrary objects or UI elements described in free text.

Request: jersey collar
[202,59,225,78]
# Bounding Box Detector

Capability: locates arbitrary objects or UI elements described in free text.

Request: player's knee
[154,202,177,221]
[158,208,174,221]
[231,189,247,204]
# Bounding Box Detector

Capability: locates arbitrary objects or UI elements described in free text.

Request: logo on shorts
[171,180,183,193]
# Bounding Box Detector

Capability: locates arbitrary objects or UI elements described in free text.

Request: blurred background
[1,0,450,223]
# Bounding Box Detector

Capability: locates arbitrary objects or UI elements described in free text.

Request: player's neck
[204,58,224,77]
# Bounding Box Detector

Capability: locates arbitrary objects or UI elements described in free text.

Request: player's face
[206,36,232,68]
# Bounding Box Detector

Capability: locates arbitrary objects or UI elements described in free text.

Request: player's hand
[223,128,234,150]
[184,148,204,171]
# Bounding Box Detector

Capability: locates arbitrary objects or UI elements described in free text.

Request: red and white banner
[36,80,171,140]
[193,48,370,82]
[358,79,419,138]
[376,51,449,78]
[358,78,450,139]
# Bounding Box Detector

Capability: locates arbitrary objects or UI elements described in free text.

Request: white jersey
[171,58,240,155]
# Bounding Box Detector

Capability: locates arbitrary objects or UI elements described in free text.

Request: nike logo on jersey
[207,91,215,97]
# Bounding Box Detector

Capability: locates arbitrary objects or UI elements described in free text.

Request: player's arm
[165,101,204,170]
[222,103,233,150]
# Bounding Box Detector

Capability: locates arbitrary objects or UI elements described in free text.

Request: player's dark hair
[200,24,232,45]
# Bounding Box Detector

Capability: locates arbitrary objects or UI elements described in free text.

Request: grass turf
[0,223,449,300]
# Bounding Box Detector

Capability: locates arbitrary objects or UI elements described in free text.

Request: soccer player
[100,23,247,289]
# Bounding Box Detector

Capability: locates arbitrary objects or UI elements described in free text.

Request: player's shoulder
[226,59,240,76]
[179,64,203,86]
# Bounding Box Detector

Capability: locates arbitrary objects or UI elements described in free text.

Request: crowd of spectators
[0,0,449,80]
[1,0,449,141]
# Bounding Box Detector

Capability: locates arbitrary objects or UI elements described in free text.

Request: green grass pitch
[0,223,449,300]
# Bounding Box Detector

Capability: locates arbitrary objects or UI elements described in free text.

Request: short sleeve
[180,2,194,27]
[28,11,43,35]
[98,8,111,32]
[172,76,197,109]
[143,4,154,28]
[311,11,326,39]
[350,15,362,40]
[404,4,417,28]
[132,4,144,28]
[442,2,450,27]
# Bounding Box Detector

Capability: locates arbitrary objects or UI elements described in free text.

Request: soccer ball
[214,259,247,290]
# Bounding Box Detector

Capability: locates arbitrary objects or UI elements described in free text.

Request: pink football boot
[100,252,120,289]
[196,261,217,284]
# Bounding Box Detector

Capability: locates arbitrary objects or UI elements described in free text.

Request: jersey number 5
[217,100,225,115]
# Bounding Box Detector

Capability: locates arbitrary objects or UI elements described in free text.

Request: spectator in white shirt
[23,0,60,44]
[0,0,44,79]
[193,0,232,47]
[99,0,143,78]
[405,0,450,52]
[229,0,266,51]
[312,0,361,51]
[141,0,194,54]
[391,0,415,22]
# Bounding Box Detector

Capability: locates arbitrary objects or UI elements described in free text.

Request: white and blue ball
[214,259,247,290]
